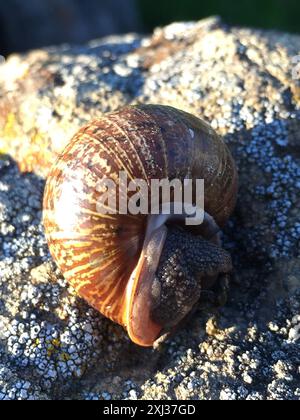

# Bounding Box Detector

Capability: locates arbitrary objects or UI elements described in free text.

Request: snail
[43,104,238,347]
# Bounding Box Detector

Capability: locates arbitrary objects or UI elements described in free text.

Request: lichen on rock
[0,17,300,400]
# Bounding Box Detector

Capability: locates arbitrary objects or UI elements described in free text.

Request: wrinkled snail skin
[43,104,238,347]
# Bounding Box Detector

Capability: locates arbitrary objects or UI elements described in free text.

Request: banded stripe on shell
[43,104,238,346]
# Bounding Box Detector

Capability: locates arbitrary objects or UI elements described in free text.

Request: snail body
[43,105,238,346]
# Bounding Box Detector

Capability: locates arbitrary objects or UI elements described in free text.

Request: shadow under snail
[43,104,238,347]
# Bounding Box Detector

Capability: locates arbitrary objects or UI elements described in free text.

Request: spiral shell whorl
[43,105,237,330]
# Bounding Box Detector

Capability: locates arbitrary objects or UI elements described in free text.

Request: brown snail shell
[43,104,238,346]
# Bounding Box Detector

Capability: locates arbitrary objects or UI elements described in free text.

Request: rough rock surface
[0,17,300,400]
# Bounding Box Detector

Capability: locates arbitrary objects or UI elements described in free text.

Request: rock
[0,33,143,174]
[0,17,300,400]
